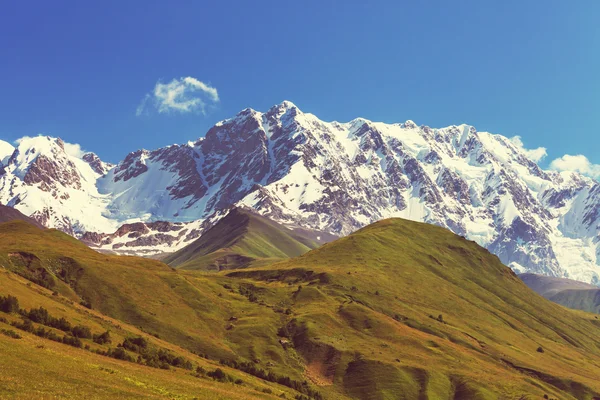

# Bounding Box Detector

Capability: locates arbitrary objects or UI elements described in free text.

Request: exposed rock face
[0,103,599,282]
[82,152,112,175]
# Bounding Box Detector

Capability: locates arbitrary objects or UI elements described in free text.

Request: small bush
[208,368,227,382]
[537,346,544,353]
[108,347,134,362]
[50,317,72,332]
[62,335,83,348]
[93,330,112,345]
[26,307,50,324]
[80,300,92,309]
[0,295,19,313]
[1,329,22,339]
[71,325,92,339]
[122,336,148,352]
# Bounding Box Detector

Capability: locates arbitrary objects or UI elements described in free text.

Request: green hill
[226,218,600,399]
[2,217,600,399]
[164,207,331,270]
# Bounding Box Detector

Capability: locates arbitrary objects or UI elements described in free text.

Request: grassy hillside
[521,273,600,314]
[3,218,600,399]
[0,220,324,398]
[225,218,600,399]
[165,208,325,270]
[0,270,303,399]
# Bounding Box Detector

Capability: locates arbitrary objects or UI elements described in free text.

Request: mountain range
[1,101,599,283]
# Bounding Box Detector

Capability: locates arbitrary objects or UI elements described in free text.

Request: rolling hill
[521,273,600,314]
[164,207,333,270]
[2,218,600,398]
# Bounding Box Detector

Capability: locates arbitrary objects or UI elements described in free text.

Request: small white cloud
[136,77,219,116]
[509,136,547,163]
[549,154,600,179]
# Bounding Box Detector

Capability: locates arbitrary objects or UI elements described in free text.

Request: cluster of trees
[0,296,112,351]
[194,366,243,385]
[219,359,322,400]
[0,328,22,339]
[119,336,193,370]
[0,295,19,313]
[12,318,84,348]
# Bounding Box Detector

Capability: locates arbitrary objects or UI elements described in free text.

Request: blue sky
[1,1,599,173]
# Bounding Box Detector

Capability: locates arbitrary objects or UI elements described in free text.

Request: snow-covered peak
[0,140,15,165]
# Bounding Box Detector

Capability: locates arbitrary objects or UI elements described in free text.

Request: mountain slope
[3,218,600,398]
[226,218,600,399]
[1,103,600,282]
[165,207,328,270]
[0,220,325,397]
[521,273,600,313]
[0,263,305,399]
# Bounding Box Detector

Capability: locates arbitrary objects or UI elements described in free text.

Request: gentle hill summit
[165,207,333,270]
[521,273,600,313]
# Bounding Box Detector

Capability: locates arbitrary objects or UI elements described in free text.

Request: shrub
[26,307,50,324]
[1,329,22,339]
[62,335,83,348]
[537,346,544,353]
[122,336,148,352]
[50,317,72,332]
[0,295,19,313]
[12,318,34,332]
[108,347,134,362]
[93,330,112,345]
[80,300,92,309]
[71,325,92,339]
[208,368,227,382]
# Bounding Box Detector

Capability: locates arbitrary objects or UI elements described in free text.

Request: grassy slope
[226,218,600,399]
[0,220,313,386]
[0,271,299,400]
[165,208,319,271]
[3,218,600,399]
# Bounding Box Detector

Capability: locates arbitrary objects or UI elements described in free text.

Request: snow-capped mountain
[1,101,599,283]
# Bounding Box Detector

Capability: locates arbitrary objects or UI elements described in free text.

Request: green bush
[0,295,19,313]
[122,336,148,352]
[1,329,22,339]
[62,335,83,348]
[71,325,92,339]
[93,330,112,345]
